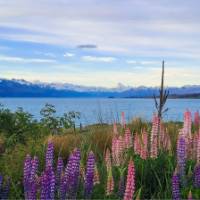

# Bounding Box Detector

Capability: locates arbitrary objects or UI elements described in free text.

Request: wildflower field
[1,110,200,199]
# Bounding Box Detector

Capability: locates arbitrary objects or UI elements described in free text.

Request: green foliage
[40,103,80,134]
[0,105,40,147]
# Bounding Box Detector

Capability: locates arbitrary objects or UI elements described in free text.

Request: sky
[0,0,200,87]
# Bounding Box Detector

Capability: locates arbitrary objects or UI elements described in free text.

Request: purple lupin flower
[60,149,81,199]
[47,166,56,199]
[0,177,10,200]
[172,170,181,200]
[28,156,39,200]
[118,174,125,199]
[84,151,95,199]
[46,141,54,168]
[59,174,66,200]
[0,175,3,192]
[30,156,39,181]
[40,172,49,200]
[194,163,200,188]
[60,152,74,200]
[68,149,81,199]
[56,157,64,188]
[23,154,32,199]
[177,136,186,183]
[40,166,55,200]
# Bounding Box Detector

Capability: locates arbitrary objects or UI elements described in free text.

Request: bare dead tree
[154,60,169,119]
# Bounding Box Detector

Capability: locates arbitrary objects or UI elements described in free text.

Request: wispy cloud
[0,55,57,63]
[126,60,160,66]
[64,52,75,57]
[77,44,97,49]
[0,1,200,86]
[82,55,116,62]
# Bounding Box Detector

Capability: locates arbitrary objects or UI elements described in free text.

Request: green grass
[0,120,197,199]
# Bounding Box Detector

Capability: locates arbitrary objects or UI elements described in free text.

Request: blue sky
[0,0,200,87]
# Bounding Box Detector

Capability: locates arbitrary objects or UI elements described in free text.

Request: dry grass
[47,133,82,159]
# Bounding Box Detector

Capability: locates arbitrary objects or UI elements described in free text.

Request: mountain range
[1,78,200,98]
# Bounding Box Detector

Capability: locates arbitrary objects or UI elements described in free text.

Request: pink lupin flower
[194,111,200,129]
[105,148,112,171]
[113,122,118,135]
[183,110,192,139]
[124,128,132,149]
[134,133,141,155]
[140,130,148,160]
[121,112,126,129]
[123,159,135,200]
[112,135,125,166]
[106,168,114,196]
[150,114,159,158]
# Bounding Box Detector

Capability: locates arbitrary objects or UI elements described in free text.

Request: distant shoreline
[0,96,199,99]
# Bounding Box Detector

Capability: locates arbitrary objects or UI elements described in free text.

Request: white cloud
[64,52,75,57]
[126,60,137,64]
[0,55,57,63]
[82,55,116,62]
[126,60,160,66]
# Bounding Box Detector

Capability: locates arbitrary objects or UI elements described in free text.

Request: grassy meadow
[0,103,199,199]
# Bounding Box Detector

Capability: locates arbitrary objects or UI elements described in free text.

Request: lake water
[0,98,199,125]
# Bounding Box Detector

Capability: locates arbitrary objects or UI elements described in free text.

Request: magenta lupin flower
[45,141,54,168]
[84,151,95,199]
[123,159,135,200]
[172,170,181,200]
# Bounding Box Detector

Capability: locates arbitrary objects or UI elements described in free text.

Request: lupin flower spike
[123,159,135,200]
[84,151,95,199]
[172,169,181,200]
[150,114,159,158]
[45,140,54,168]
[106,168,114,196]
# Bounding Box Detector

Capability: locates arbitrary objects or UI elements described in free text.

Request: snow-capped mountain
[1,78,200,98]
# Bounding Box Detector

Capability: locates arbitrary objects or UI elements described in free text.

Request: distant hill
[0,78,200,98]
